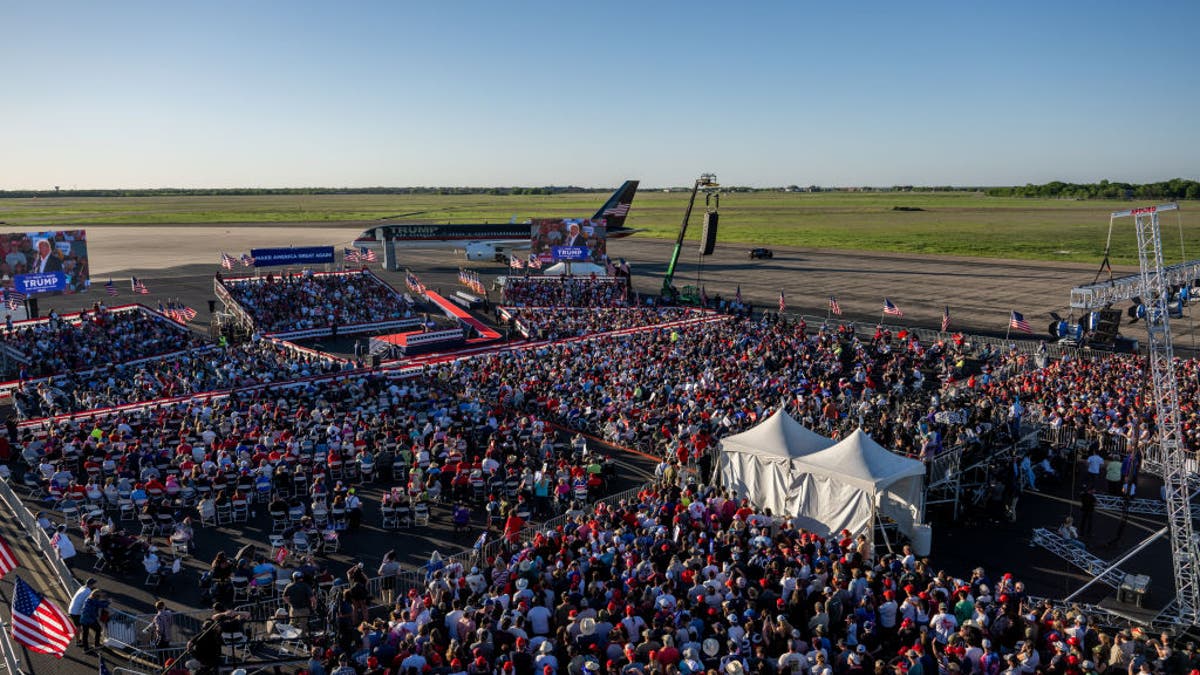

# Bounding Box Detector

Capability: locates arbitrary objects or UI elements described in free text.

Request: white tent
[789,429,926,547]
[717,415,927,549]
[541,261,608,277]
[715,408,835,518]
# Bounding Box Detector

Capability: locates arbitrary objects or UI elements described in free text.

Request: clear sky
[2,0,1197,189]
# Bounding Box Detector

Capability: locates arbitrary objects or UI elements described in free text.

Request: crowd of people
[222,272,417,333]
[984,351,1200,457]
[503,308,703,341]
[7,272,1200,675]
[9,340,346,419]
[501,278,630,309]
[179,474,1191,675]
[428,315,989,463]
[1,305,204,378]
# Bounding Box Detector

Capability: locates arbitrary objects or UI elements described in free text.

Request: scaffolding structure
[1067,203,1200,627]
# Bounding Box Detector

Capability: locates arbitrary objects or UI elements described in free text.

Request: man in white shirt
[68,578,96,625]
[1085,449,1104,489]
[528,601,553,636]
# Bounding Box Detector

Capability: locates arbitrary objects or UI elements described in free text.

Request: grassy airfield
[1,190,1197,266]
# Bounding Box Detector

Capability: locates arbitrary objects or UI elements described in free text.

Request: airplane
[351,180,639,262]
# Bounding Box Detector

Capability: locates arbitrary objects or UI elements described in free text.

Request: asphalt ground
[6,223,1191,674]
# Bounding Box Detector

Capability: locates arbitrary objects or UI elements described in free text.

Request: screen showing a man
[2,230,90,295]
[31,239,62,274]
[530,219,606,264]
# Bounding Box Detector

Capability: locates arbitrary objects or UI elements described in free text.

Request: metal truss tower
[1122,203,1199,625]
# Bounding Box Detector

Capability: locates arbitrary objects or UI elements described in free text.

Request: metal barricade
[0,477,79,597]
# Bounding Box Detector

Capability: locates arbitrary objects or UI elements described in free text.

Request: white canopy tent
[789,429,927,549]
[717,414,928,550]
[715,408,835,518]
[541,262,608,277]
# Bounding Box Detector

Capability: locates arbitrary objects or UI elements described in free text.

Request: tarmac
[3,223,1187,674]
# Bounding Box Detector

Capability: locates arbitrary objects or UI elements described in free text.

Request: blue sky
[2,0,1197,189]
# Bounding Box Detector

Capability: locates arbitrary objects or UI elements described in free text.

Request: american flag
[527,255,542,269]
[778,290,786,313]
[1010,310,1032,333]
[602,203,630,217]
[941,306,951,332]
[883,298,903,317]
[510,256,524,269]
[0,534,18,577]
[166,305,198,323]
[131,277,150,295]
[735,285,742,303]
[344,248,361,264]
[11,577,75,658]
[105,279,119,297]
[4,289,25,311]
[220,252,236,270]
[240,253,256,267]
[360,248,378,262]
[829,295,842,316]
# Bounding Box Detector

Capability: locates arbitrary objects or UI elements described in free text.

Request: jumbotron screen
[530,218,607,264]
[0,230,91,295]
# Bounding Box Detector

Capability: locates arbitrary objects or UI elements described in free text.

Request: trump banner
[1,230,90,296]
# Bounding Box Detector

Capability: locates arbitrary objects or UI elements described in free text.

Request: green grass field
[1,191,1197,266]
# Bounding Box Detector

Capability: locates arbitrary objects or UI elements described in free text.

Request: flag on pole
[131,277,149,295]
[343,248,361,264]
[510,256,524,269]
[1010,310,1032,333]
[104,279,119,297]
[735,285,742,304]
[941,306,951,332]
[778,290,786,313]
[11,577,75,658]
[240,253,255,267]
[527,254,542,269]
[360,248,378,263]
[0,534,18,577]
[220,253,236,270]
[883,298,903,317]
[829,296,842,316]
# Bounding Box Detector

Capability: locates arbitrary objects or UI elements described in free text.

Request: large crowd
[177,476,1189,675]
[222,272,416,333]
[7,274,1200,675]
[1,306,204,378]
[502,278,629,309]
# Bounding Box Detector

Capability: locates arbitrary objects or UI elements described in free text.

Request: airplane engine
[464,242,498,261]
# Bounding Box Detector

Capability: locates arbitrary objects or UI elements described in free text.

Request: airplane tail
[591,180,639,230]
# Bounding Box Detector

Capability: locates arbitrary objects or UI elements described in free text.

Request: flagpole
[1005,313,1012,341]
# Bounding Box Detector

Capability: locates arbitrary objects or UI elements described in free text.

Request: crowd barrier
[0,477,80,598]
[265,318,423,342]
[0,613,25,675]
[213,278,255,331]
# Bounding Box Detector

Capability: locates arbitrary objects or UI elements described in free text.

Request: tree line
[985,178,1200,200]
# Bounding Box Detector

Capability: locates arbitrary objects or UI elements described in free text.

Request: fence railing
[0,477,79,597]
[0,617,26,675]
